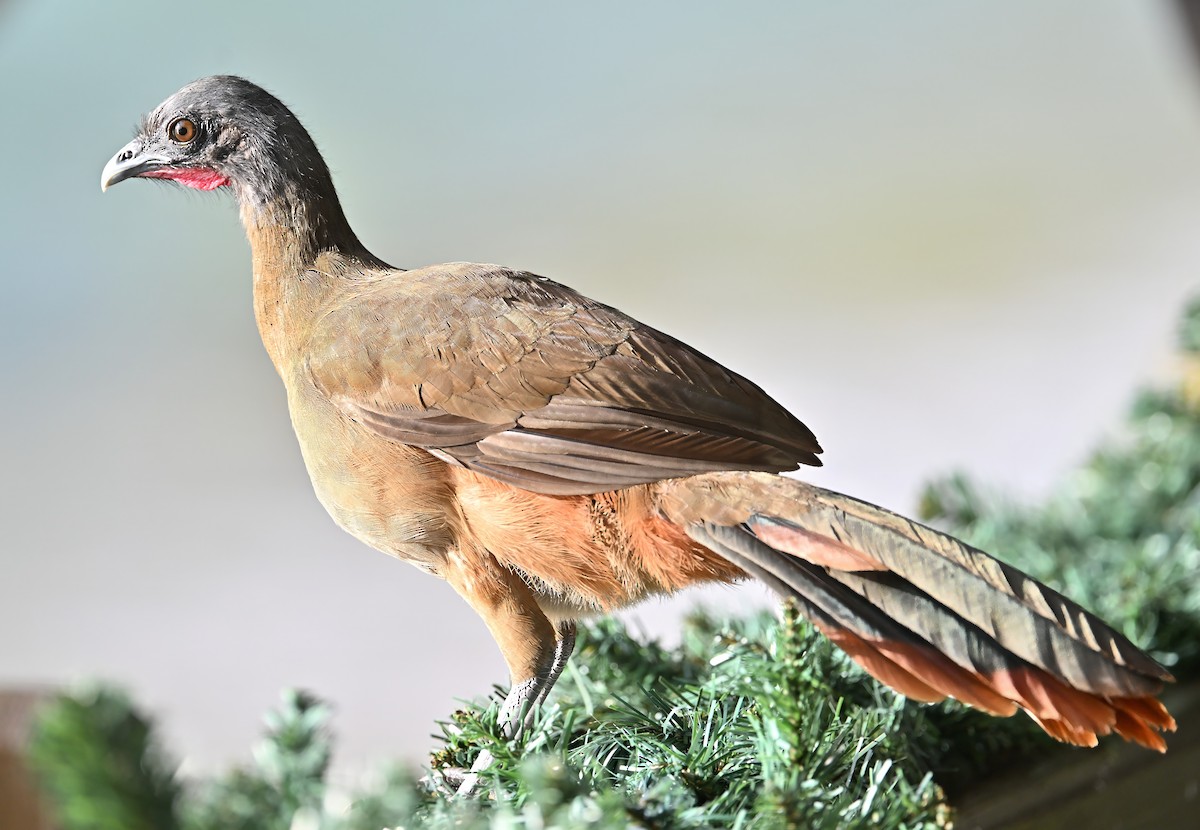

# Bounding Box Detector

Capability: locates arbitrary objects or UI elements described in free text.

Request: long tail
[658,471,1176,751]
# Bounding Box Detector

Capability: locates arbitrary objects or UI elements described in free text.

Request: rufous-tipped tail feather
[658,471,1176,751]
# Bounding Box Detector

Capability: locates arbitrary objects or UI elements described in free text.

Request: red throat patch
[140,167,231,191]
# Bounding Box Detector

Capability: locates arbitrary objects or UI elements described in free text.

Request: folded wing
[306,263,822,494]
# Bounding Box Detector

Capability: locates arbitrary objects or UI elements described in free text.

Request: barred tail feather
[667,472,1176,751]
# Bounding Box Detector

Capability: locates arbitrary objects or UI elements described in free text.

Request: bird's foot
[452,747,495,797]
[420,759,491,797]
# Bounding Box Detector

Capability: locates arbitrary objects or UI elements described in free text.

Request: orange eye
[168,117,197,143]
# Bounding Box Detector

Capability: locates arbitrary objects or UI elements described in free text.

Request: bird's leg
[439,550,558,795]
[533,621,577,710]
[451,621,577,796]
[494,620,581,738]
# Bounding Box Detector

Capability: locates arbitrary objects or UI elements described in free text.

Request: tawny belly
[285,381,454,573]
[279,372,743,608]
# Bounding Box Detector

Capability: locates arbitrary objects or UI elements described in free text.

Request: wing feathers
[355,407,511,447]
[307,265,821,495]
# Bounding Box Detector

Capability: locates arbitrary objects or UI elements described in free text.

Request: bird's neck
[240,181,378,373]
[239,171,366,266]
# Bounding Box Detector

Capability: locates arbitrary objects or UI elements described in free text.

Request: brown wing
[306,262,821,495]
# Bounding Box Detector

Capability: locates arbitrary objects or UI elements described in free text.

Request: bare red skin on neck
[141,168,231,191]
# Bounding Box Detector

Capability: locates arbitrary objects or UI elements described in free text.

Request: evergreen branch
[27,687,182,830]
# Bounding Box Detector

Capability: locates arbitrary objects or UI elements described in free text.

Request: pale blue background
[3,1,1200,777]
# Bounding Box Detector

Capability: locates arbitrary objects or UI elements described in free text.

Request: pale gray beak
[101,140,167,192]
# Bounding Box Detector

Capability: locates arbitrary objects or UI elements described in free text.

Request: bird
[101,76,1175,784]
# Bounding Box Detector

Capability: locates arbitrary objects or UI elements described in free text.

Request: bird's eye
[168,117,197,143]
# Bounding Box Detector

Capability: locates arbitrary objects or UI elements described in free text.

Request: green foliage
[183,690,332,830]
[32,613,951,829]
[1175,295,1200,354]
[27,687,180,830]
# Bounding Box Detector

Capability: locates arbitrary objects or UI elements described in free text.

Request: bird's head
[101,75,362,260]
[100,75,332,205]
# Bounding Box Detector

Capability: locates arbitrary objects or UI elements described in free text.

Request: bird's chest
[284,373,455,573]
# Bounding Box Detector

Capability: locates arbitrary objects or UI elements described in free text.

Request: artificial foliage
[32,612,951,830]
[26,687,180,830]
[28,301,1200,828]
[181,690,332,830]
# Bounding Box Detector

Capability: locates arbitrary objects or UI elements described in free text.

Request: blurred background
[3,0,1200,781]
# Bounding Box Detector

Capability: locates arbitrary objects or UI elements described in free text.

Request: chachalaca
[100,77,1177,782]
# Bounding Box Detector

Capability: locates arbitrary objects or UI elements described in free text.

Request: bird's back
[302,261,823,497]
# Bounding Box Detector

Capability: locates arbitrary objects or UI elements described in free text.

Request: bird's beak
[100,141,168,192]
